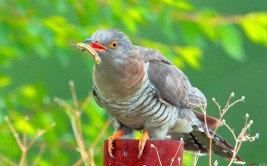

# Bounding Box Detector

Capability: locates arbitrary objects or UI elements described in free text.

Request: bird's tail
[168,124,246,165]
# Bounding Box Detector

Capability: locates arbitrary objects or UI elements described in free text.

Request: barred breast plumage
[93,73,182,134]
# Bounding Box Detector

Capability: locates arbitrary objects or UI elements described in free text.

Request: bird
[80,29,245,164]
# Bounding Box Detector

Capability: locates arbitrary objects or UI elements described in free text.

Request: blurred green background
[0,0,266,165]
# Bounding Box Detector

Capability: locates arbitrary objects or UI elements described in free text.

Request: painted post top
[104,139,184,166]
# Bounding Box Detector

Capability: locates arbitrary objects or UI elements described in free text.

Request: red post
[104,139,183,166]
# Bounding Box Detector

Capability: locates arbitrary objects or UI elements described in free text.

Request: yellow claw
[76,43,101,64]
[138,131,149,158]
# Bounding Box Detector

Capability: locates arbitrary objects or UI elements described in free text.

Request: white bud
[241,96,245,101]
[4,116,9,121]
[69,80,74,86]
[52,122,56,127]
[247,124,251,128]
[212,98,216,102]
[222,119,226,124]
[249,120,253,125]
[25,116,29,121]
[255,133,259,139]
[245,113,249,118]
[150,144,155,148]
[214,160,218,166]
[230,92,235,97]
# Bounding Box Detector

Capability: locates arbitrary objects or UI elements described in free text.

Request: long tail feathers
[168,125,246,165]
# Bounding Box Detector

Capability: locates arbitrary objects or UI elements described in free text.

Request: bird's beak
[83,39,106,51]
[76,40,102,64]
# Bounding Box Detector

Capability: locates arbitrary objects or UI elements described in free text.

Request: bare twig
[54,80,101,166]
[90,119,112,150]
[4,116,25,151]
[198,93,258,166]
[54,96,90,166]
[73,119,112,166]
[226,113,259,166]
[5,116,27,166]
[150,144,163,166]
[170,138,184,166]
[4,116,54,166]
[172,13,242,26]
[193,151,201,166]
[0,154,16,166]
[81,93,93,111]
[32,144,46,166]
[28,122,56,149]
[69,80,79,110]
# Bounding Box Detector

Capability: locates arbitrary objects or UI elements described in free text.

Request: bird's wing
[137,46,207,108]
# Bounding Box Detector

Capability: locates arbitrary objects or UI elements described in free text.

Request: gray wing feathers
[137,46,207,108]
[188,87,207,107]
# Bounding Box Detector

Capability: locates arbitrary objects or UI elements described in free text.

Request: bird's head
[83,29,134,65]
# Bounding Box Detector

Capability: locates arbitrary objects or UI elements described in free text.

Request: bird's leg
[138,131,150,158]
[108,129,124,158]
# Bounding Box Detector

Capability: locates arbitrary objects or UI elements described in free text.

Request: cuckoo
[79,29,245,164]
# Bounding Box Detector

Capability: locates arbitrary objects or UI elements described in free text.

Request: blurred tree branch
[54,80,111,166]
[4,116,55,166]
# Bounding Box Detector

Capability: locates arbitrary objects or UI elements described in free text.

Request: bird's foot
[138,131,150,158]
[108,129,124,158]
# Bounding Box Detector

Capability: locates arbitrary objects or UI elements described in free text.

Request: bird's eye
[109,40,118,49]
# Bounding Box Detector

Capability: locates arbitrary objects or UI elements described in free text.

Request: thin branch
[55,81,92,166]
[28,122,56,149]
[199,105,211,138]
[4,116,25,151]
[69,80,80,110]
[197,93,250,166]
[32,144,46,166]
[227,114,258,166]
[70,114,89,166]
[4,116,54,166]
[90,119,112,150]
[170,138,184,166]
[73,119,112,166]
[19,150,27,166]
[81,93,93,112]
[172,13,242,26]
[224,122,238,141]
[193,151,201,166]
[150,144,163,166]
[0,154,16,166]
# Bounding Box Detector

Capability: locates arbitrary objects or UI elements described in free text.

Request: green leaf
[174,46,202,69]
[110,0,123,17]
[14,117,36,135]
[180,21,205,47]
[218,25,245,61]
[163,0,194,11]
[122,16,137,33]
[20,85,37,99]
[0,76,11,88]
[198,16,218,41]
[241,13,267,46]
